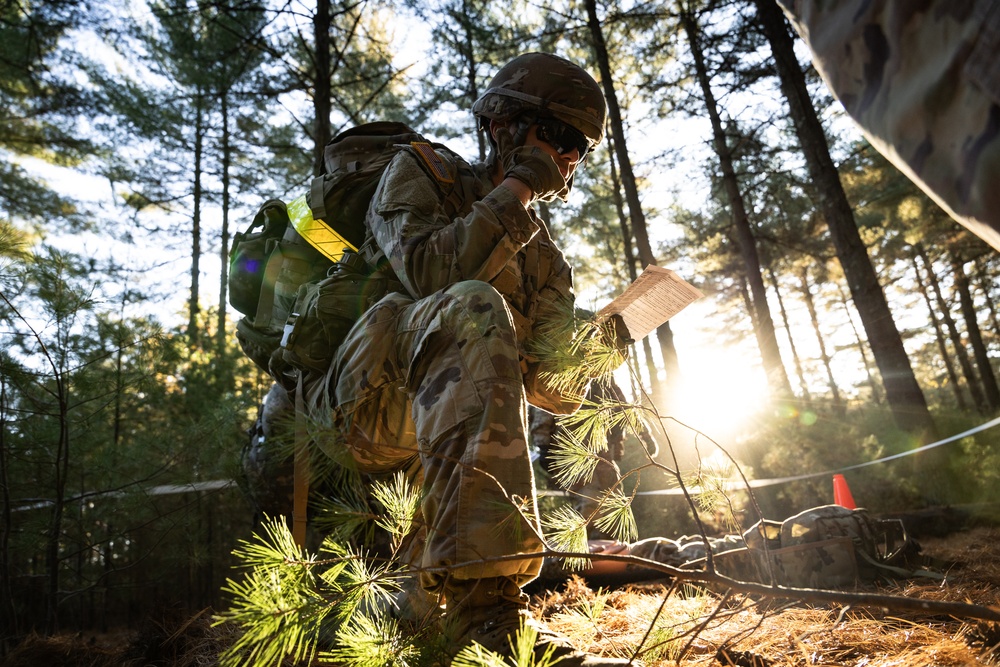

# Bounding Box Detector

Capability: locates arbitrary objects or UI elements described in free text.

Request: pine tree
[753,0,937,442]
[0,0,96,231]
[583,0,682,392]
[675,0,792,399]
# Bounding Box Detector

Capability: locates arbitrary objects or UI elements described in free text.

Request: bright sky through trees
[14,0,979,459]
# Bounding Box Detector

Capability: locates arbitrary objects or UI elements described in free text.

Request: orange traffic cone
[833,473,857,509]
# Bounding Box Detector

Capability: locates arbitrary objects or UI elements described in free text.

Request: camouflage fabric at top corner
[779,0,1000,249]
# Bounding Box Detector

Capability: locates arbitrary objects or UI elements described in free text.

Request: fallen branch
[427,550,1000,624]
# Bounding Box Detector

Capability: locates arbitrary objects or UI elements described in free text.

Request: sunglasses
[535,117,592,158]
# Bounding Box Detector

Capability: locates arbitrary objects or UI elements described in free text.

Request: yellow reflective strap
[286,195,357,262]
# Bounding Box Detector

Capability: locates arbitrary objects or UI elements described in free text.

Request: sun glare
[664,343,772,446]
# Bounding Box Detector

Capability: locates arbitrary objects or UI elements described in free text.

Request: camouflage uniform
[241,383,295,517]
[299,56,640,667]
[778,0,1000,249]
[530,378,627,539]
[312,144,581,593]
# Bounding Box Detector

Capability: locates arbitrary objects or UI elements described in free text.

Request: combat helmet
[473,52,607,151]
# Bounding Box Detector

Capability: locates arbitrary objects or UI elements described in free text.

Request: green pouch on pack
[271,251,400,384]
[229,199,288,317]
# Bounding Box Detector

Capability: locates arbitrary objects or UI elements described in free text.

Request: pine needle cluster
[542,396,643,547]
[216,481,567,667]
[217,511,582,667]
[541,505,591,571]
[216,515,409,667]
[370,471,423,551]
[452,618,565,667]
[216,519,330,666]
[531,312,629,399]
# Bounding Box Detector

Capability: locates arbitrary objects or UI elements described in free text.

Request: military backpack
[228,121,452,387]
[733,504,941,588]
[231,122,467,545]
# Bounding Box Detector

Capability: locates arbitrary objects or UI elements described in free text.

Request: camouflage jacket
[359,144,582,414]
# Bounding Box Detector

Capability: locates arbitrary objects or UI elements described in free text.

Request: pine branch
[310,493,376,544]
[322,613,421,667]
[317,540,403,624]
[592,489,638,543]
[369,471,422,553]
[547,430,601,489]
[532,314,628,399]
[216,518,327,667]
[541,505,591,571]
[215,517,407,667]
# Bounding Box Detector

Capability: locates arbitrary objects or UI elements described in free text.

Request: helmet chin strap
[509,113,536,147]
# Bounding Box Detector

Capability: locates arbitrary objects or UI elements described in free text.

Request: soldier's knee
[444,280,517,354]
[442,281,513,333]
[444,280,504,309]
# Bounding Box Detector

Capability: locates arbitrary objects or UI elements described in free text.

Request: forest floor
[539,523,1000,666]
[3,514,1000,667]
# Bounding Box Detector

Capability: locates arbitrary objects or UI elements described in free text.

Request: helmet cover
[473,52,607,145]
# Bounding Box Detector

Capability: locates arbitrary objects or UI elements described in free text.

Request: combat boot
[443,577,638,667]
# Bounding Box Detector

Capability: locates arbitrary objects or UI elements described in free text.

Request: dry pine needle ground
[535,526,1000,667]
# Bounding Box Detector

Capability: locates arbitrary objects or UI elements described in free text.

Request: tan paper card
[597,265,703,341]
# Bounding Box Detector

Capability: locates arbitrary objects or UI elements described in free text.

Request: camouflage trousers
[317,280,544,592]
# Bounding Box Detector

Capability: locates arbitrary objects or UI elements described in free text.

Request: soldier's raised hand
[502,146,567,202]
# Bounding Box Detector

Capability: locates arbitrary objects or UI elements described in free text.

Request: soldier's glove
[503,146,568,202]
[591,314,632,357]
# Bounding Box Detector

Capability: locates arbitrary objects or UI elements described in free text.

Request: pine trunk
[681,5,791,398]
[586,0,679,387]
[973,257,1000,338]
[607,137,639,283]
[218,92,232,354]
[1,384,15,637]
[951,249,1000,411]
[911,250,968,411]
[45,371,70,633]
[756,0,934,439]
[189,92,203,348]
[798,266,843,412]
[607,139,660,386]
[768,265,811,403]
[461,16,485,162]
[835,284,882,404]
[919,245,986,413]
[313,0,332,177]
[739,277,755,329]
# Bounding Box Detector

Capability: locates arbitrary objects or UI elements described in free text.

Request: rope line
[538,415,1000,497]
[18,419,1000,506]
[632,415,1000,496]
